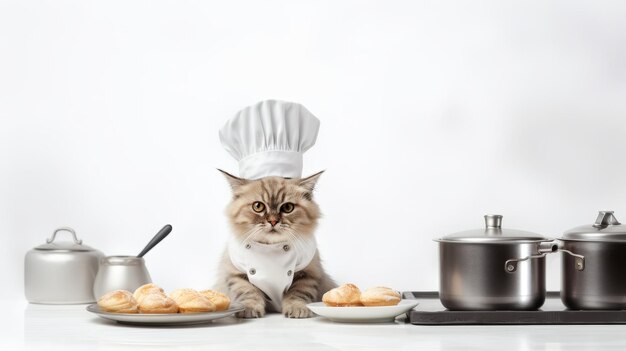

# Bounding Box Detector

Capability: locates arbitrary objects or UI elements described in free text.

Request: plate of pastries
[86,284,243,325]
[306,284,419,323]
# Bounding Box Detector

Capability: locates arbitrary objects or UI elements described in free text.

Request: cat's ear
[299,170,324,192]
[218,169,247,191]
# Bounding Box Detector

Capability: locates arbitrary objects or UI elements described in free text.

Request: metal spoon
[137,224,172,258]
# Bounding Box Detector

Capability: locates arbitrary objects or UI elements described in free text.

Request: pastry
[360,287,401,307]
[322,283,363,307]
[169,288,216,313]
[133,283,165,304]
[169,288,196,302]
[97,290,139,313]
[138,293,179,314]
[199,290,231,311]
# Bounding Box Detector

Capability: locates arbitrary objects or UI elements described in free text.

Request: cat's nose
[268,219,279,227]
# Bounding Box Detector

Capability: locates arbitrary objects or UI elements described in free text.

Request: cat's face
[220,170,323,244]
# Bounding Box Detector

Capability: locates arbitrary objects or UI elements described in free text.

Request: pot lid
[561,211,626,242]
[437,214,546,243]
[34,227,96,252]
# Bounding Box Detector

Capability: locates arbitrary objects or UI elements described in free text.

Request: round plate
[306,300,419,323]
[86,303,244,326]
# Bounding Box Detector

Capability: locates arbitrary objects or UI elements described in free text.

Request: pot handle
[505,241,557,273]
[555,240,585,271]
[46,227,82,245]
[504,253,547,273]
[505,241,585,273]
[558,249,585,271]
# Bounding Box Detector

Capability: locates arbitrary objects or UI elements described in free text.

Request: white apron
[228,236,317,312]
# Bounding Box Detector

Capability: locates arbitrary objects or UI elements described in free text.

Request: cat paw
[236,304,266,318]
[282,301,313,318]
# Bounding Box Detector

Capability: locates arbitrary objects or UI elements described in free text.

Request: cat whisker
[238,225,264,245]
[282,227,309,257]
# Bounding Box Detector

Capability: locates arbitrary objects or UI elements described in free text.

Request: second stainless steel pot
[436,214,558,310]
[560,210,626,310]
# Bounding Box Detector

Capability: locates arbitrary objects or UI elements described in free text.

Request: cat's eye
[252,201,265,213]
[280,202,295,213]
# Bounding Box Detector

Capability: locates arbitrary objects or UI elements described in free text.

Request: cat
[214,169,336,318]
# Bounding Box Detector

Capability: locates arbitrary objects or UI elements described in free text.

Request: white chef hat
[219,100,320,179]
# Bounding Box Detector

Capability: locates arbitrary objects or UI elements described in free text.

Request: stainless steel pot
[435,214,561,310]
[560,210,626,310]
[25,227,104,304]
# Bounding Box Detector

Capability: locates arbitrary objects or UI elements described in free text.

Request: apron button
[283,245,290,252]
[287,270,293,276]
[245,244,251,249]
[249,268,256,275]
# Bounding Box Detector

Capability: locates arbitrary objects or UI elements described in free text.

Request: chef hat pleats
[219,100,320,179]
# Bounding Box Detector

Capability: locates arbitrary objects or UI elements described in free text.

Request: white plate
[307,300,419,323]
[86,303,244,326]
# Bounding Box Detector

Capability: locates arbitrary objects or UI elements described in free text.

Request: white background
[1,0,626,300]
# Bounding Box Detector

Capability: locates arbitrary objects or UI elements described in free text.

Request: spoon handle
[137,224,172,258]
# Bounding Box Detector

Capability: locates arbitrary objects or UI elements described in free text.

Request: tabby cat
[214,169,336,318]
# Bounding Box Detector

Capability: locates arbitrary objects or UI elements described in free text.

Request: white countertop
[3,299,626,350]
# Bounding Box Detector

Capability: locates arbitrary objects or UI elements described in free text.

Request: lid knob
[484,214,503,229]
[593,211,621,228]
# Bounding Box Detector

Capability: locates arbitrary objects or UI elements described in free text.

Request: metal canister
[93,256,152,300]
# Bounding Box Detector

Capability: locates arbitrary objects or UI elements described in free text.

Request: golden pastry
[138,293,179,314]
[199,290,231,311]
[169,288,196,302]
[360,287,401,306]
[169,288,216,313]
[133,283,165,304]
[97,290,139,313]
[322,283,363,307]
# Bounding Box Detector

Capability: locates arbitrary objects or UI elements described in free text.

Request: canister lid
[34,227,96,252]
[437,214,546,243]
[561,211,626,242]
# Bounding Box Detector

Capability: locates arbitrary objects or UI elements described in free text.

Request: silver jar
[560,211,626,310]
[435,215,560,310]
[93,256,152,300]
[25,227,104,304]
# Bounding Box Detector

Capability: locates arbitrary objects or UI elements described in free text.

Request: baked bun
[138,293,179,314]
[360,287,401,306]
[97,290,139,313]
[169,288,196,302]
[322,283,363,307]
[199,290,231,311]
[169,288,216,313]
[133,283,165,304]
